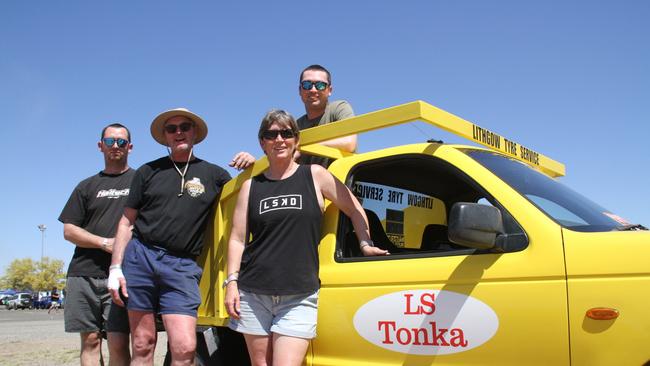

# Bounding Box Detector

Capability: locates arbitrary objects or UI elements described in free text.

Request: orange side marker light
[586,307,619,320]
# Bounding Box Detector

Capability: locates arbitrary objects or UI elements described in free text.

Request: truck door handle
[586,307,619,320]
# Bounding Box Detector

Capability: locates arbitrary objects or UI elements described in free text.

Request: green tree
[0,258,36,290]
[33,257,66,291]
[0,257,66,291]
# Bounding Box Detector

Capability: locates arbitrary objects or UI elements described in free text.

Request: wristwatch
[222,272,239,288]
[101,238,109,250]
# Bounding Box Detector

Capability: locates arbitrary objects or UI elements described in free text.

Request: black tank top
[238,165,323,295]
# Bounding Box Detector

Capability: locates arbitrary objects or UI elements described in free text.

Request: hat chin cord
[167,147,194,197]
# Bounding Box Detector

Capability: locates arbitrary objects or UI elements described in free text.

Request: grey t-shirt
[296,100,354,167]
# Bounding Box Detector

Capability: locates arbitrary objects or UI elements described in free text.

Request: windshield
[465,150,631,232]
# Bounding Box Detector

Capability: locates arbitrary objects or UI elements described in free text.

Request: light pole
[38,224,47,264]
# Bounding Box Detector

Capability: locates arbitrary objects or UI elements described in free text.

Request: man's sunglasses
[164,122,193,134]
[102,138,129,148]
[300,80,328,91]
[262,129,297,140]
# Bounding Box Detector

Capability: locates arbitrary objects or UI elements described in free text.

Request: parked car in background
[3,295,16,307]
[0,295,12,306]
[33,293,50,309]
[31,291,65,310]
[0,290,17,305]
[5,293,33,310]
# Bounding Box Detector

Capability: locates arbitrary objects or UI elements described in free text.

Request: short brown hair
[258,110,299,141]
[299,64,331,85]
[101,123,131,142]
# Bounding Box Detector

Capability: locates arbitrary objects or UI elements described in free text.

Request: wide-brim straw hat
[150,108,208,146]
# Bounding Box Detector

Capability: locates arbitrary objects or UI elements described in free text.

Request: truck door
[313,150,570,365]
[564,229,650,366]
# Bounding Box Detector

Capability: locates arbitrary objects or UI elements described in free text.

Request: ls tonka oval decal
[353,290,498,355]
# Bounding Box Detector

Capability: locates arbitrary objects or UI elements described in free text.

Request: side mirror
[448,203,504,249]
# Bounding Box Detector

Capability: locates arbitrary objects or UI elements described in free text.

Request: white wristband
[107,267,124,291]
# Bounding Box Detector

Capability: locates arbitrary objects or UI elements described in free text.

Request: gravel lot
[0,307,168,366]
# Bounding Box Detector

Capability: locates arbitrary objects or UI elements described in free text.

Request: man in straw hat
[108,108,233,365]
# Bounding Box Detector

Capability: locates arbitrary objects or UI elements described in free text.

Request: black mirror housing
[449,203,504,249]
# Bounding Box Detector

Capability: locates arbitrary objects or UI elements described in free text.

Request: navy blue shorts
[122,238,202,317]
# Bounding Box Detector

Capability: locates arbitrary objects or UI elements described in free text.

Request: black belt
[135,237,197,261]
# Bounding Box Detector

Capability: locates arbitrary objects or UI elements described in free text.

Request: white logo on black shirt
[185,177,206,198]
[259,194,302,214]
[96,188,130,199]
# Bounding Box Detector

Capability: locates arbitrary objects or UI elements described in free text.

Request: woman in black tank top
[224,110,388,366]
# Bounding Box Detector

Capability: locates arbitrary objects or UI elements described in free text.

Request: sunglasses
[262,129,297,140]
[164,121,193,134]
[102,137,129,148]
[300,80,329,91]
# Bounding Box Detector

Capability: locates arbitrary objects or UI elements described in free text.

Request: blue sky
[1,1,648,274]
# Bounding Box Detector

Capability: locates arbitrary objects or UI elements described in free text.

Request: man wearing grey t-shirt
[296,64,357,167]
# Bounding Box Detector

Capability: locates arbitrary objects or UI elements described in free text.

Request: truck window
[337,154,526,260]
[464,150,626,232]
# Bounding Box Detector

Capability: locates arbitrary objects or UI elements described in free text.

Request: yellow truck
[190,101,649,365]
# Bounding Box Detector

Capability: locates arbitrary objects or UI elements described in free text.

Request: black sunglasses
[300,80,328,91]
[164,121,193,134]
[262,129,297,140]
[102,137,129,148]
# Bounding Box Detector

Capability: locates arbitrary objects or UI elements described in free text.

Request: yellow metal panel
[563,229,650,365]
[418,103,565,178]
[197,179,241,324]
[217,100,565,232]
[196,100,571,362]
[219,156,269,202]
[300,101,565,177]
[300,144,354,160]
[196,205,219,320]
[299,101,423,145]
[315,144,570,365]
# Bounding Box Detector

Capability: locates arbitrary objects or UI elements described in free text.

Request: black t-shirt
[59,169,135,277]
[127,157,231,256]
[238,165,323,295]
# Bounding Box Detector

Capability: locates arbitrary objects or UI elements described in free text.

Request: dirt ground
[0,307,168,366]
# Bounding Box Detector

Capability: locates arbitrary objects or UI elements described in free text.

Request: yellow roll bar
[220,101,565,202]
[299,100,565,178]
[202,100,566,323]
